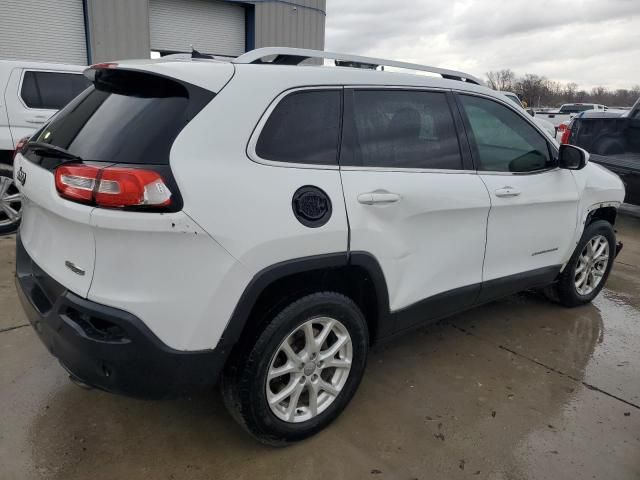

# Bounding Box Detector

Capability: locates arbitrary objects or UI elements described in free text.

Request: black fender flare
[218,251,391,353]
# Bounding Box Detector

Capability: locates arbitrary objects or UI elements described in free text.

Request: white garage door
[0,0,87,65]
[150,0,245,57]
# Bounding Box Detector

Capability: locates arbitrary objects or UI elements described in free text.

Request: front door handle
[494,186,521,198]
[357,191,401,205]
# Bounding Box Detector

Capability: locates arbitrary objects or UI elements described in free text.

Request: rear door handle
[494,186,521,198]
[357,191,401,205]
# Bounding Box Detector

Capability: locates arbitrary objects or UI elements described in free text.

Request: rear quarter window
[255,89,342,165]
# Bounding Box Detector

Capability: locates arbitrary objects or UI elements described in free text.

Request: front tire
[221,292,368,445]
[547,220,616,307]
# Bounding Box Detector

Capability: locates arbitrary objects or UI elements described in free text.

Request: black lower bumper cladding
[15,234,226,399]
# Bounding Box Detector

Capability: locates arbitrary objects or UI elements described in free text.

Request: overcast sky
[325,0,640,90]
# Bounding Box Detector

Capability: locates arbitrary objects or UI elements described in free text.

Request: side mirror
[526,108,536,117]
[558,144,588,170]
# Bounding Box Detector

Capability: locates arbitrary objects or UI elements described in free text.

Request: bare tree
[485,72,639,107]
[564,82,578,102]
[515,74,547,107]
[486,69,516,91]
[590,86,607,104]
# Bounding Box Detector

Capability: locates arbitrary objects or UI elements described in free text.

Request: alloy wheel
[266,316,353,423]
[574,234,610,296]
[0,175,22,230]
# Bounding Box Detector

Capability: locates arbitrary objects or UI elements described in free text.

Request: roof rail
[233,47,483,85]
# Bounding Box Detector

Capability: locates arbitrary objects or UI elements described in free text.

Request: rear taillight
[560,122,572,144]
[55,164,172,209]
[13,137,29,160]
[55,164,98,203]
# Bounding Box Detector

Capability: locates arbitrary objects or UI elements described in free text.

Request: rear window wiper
[28,142,84,162]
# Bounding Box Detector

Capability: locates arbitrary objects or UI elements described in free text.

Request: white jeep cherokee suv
[13,48,625,445]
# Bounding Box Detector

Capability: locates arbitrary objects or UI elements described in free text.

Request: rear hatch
[14,62,223,297]
[14,153,96,296]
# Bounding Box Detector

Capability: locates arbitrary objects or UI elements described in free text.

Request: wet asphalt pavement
[0,212,638,480]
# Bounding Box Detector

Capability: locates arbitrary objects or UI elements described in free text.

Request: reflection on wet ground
[0,214,638,479]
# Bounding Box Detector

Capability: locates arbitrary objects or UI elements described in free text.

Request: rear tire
[221,292,368,445]
[546,220,615,307]
[0,164,22,236]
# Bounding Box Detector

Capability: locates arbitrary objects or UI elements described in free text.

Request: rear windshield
[559,105,595,113]
[31,69,212,165]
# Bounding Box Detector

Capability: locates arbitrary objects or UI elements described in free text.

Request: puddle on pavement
[23,287,639,479]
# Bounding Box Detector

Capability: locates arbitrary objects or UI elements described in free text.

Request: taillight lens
[55,164,172,209]
[560,122,572,144]
[13,137,29,160]
[55,164,99,203]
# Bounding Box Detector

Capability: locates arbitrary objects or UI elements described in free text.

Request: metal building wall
[83,0,327,63]
[253,0,326,50]
[84,0,151,63]
[0,0,88,64]
[149,0,245,56]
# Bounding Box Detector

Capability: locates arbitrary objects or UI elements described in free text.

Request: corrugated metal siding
[0,0,87,64]
[85,0,151,63]
[149,0,245,56]
[254,0,325,50]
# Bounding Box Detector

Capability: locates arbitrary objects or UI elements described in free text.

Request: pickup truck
[537,103,608,128]
[563,98,640,205]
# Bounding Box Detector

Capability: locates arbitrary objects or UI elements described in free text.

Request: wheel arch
[219,252,391,359]
[562,203,619,273]
[585,205,617,227]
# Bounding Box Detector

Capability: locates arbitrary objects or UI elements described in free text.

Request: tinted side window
[20,71,90,109]
[342,90,462,169]
[459,95,553,173]
[256,90,341,165]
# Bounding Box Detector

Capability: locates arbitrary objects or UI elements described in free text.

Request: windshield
[30,69,212,165]
[559,105,595,113]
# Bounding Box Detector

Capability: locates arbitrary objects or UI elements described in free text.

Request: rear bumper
[15,235,227,399]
